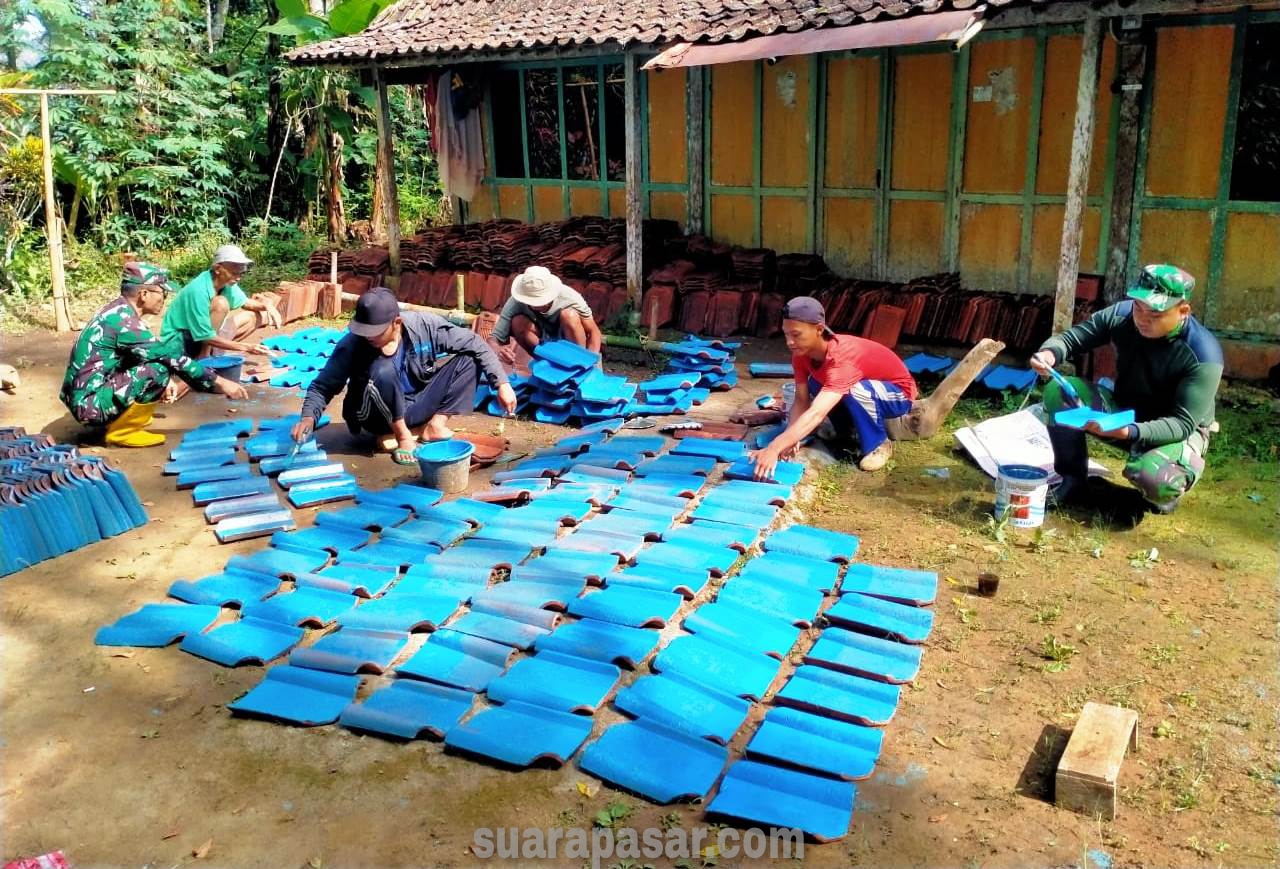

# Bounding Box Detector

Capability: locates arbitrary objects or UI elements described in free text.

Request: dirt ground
[1,318,1276,869]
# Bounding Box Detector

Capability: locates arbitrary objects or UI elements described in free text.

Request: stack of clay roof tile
[305,219,1081,348]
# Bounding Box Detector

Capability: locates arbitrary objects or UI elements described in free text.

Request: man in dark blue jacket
[292,288,516,464]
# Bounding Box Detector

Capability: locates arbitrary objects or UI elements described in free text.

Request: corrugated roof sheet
[287,0,1037,65]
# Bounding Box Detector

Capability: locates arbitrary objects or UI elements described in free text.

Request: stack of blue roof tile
[98,429,953,841]
[0,427,148,577]
[165,415,355,543]
[259,327,343,390]
[659,337,740,392]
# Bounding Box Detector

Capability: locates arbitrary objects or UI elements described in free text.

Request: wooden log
[1053,14,1103,333]
[339,291,475,324]
[624,51,643,324]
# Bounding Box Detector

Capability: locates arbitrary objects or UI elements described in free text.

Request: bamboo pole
[0,88,114,332]
[1053,15,1103,332]
[39,94,70,332]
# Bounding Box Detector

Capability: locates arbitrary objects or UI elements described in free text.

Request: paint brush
[1046,366,1082,408]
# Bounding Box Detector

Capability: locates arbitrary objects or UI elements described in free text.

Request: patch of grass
[660,811,683,831]
[953,598,978,626]
[1147,643,1183,667]
[594,801,634,828]
[1039,634,1077,673]
[1031,602,1062,625]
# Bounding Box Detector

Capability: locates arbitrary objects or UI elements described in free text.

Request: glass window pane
[604,64,626,181]
[525,68,563,179]
[563,65,601,180]
[490,70,525,178]
[1231,22,1280,202]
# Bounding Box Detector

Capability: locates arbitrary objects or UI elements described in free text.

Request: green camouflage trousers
[1044,376,1208,505]
[70,363,171,426]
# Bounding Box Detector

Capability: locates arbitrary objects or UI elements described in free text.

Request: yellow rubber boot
[104,401,166,448]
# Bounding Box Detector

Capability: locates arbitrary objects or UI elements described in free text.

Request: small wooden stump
[1055,702,1139,820]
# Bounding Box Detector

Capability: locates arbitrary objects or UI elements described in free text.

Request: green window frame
[1128,8,1280,342]
[480,57,690,222]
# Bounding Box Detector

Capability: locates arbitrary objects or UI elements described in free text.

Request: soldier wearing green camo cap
[1030,263,1223,516]
[61,262,248,447]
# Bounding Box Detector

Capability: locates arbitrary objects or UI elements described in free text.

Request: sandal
[391,446,417,466]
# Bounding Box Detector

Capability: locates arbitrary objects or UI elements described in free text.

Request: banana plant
[264,0,389,241]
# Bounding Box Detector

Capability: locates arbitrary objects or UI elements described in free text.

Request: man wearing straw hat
[1031,263,1222,514]
[489,265,602,363]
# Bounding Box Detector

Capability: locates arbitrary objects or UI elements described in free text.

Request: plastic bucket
[414,439,474,494]
[201,354,244,383]
[995,464,1050,528]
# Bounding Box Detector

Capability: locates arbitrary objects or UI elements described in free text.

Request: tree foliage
[0,0,442,304]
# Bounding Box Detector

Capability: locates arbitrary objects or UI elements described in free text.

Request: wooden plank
[891,51,953,192]
[1056,701,1139,821]
[1031,204,1102,290]
[886,199,946,281]
[1220,212,1280,336]
[962,36,1036,194]
[569,186,604,217]
[532,185,566,223]
[1138,209,1214,321]
[373,68,402,286]
[1103,38,1147,301]
[710,62,757,186]
[1144,25,1233,198]
[687,66,705,233]
[760,196,809,254]
[625,52,643,319]
[823,197,876,276]
[762,55,811,188]
[1053,14,1103,333]
[647,67,687,184]
[710,194,757,247]
[958,203,1023,291]
[649,191,687,227]
[1038,33,1117,197]
[823,56,881,189]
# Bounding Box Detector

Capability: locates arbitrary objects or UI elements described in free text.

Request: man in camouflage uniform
[1031,263,1223,514]
[61,262,248,447]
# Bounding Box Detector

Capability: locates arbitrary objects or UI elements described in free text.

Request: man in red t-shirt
[750,296,917,478]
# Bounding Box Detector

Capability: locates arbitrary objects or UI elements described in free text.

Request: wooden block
[1055,702,1139,820]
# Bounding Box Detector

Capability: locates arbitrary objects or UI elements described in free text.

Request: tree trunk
[327,128,347,243]
[67,185,81,242]
[210,0,230,46]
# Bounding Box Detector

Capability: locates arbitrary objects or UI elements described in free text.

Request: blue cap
[349,287,400,337]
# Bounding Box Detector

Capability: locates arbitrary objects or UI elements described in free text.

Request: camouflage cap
[121,261,174,294]
[1127,264,1194,313]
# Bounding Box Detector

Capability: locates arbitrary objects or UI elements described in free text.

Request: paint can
[994,463,1049,529]
[414,439,474,494]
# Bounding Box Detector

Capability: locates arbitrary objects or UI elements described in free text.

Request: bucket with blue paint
[414,439,474,494]
[995,464,1050,528]
[201,354,245,383]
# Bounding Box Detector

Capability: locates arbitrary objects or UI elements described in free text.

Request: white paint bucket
[995,464,1050,528]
